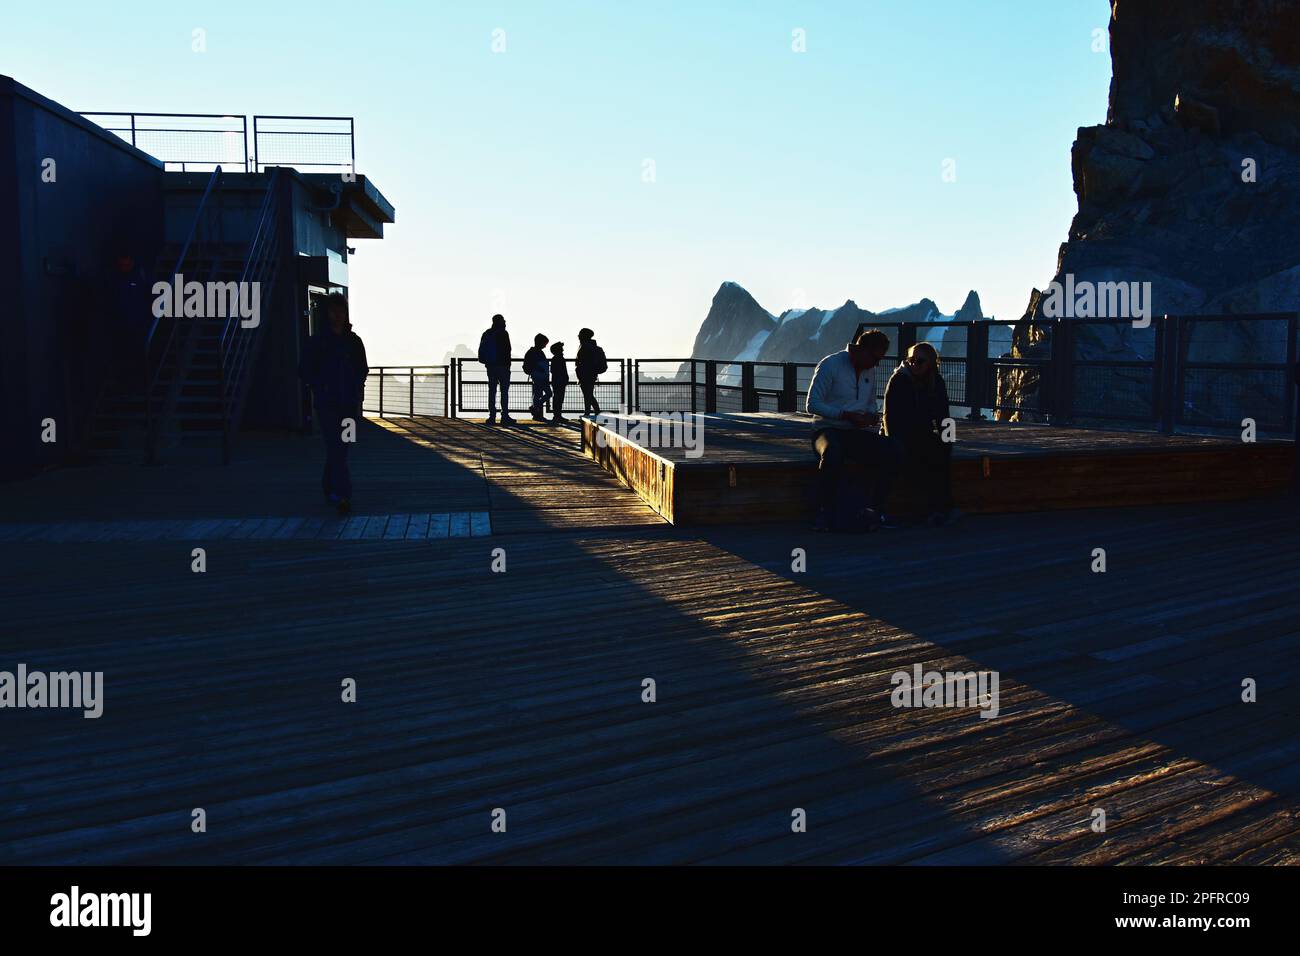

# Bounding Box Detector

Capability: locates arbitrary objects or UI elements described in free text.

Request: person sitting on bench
[807,328,901,532]
[883,341,958,527]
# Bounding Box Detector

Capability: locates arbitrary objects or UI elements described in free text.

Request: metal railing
[144,165,226,463]
[367,314,1298,439]
[452,358,629,415]
[254,115,355,174]
[81,112,357,174]
[363,367,451,417]
[632,359,815,413]
[846,314,1298,435]
[80,113,249,172]
[217,168,286,463]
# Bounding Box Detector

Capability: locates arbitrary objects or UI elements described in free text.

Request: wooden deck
[2,416,1299,864]
[582,412,1296,524]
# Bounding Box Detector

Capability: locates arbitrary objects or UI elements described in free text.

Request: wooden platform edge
[581,418,678,524]
[583,418,1296,527]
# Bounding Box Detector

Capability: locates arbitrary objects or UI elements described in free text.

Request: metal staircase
[88,167,285,464]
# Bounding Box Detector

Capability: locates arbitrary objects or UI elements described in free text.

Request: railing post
[896,323,917,360]
[1159,315,1177,434]
[378,366,385,418]
[1293,355,1300,494]
[966,321,989,419]
[1287,312,1298,438]
[690,360,698,415]
[705,361,717,414]
[741,362,757,412]
[781,363,798,413]
[1050,318,1074,426]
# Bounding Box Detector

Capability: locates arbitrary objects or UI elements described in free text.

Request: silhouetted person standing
[299,293,368,514]
[523,333,551,421]
[549,341,569,421]
[478,313,514,425]
[575,327,607,416]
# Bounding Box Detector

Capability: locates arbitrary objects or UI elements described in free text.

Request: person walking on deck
[523,333,552,421]
[298,293,368,515]
[478,313,515,425]
[884,341,958,527]
[549,341,569,421]
[575,327,607,416]
[806,327,901,533]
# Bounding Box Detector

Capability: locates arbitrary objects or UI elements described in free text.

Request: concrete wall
[0,76,164,478]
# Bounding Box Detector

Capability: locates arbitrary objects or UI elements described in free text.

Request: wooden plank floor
[2,417,1299,864]
[0,417,665,534]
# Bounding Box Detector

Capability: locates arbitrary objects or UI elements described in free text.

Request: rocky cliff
[1005,0,1300,420]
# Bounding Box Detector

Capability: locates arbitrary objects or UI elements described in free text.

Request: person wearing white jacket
[806,328,901,532]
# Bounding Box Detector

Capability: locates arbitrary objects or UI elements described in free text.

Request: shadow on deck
[1,416,1297,864]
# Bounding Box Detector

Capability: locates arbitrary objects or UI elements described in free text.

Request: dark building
[0,75,395,477]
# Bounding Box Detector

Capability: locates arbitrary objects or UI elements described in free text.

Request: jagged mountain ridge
[691,282,984,364]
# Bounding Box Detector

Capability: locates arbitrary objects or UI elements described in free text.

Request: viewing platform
[582,412,1295,525]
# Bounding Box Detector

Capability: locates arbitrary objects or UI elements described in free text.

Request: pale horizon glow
[3,0,1112,363]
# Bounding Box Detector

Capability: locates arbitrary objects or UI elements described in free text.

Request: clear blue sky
[4,0,1112,363]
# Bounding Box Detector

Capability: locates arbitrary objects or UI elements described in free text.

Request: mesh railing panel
[362,369,449,417]
[1180,367,1291,431]
[1072,364,1155,423]
[81,113,248,171]
[457,361,625,413]
[254,117,354,173]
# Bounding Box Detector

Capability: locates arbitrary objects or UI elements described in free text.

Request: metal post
[741,362,757,412]
[1159,315,1178,434]
[1293,357,1300,493]
[966,321,989,419]
[781,363,798,413]
[409,367,415,416]
[1287,312,1298,437]
[690,360,698,415]
[896,323,917,359]
[1054,318,1074,426]
[705,361,717,414]
[378,367,384,418]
